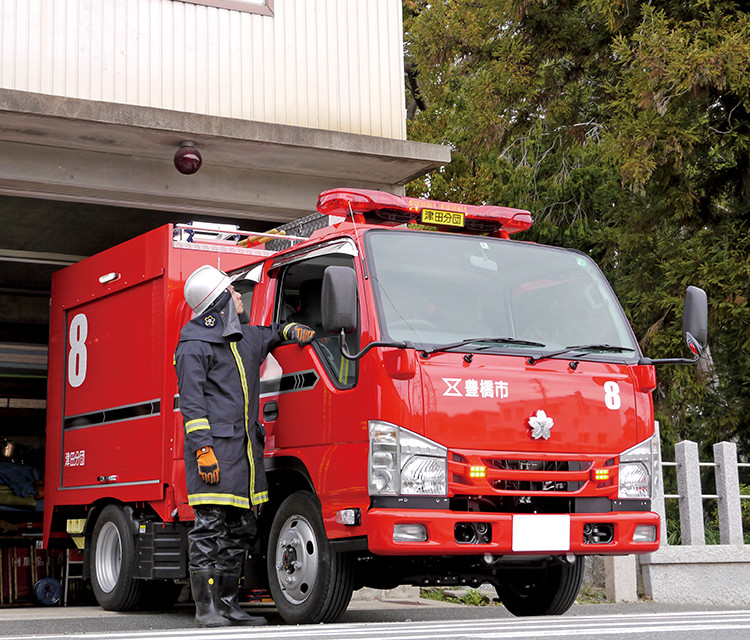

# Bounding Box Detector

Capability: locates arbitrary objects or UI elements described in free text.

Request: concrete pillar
[713,441,743,545]
[651,421,668,546]
[604,555,638,602]
[675,440,704,545]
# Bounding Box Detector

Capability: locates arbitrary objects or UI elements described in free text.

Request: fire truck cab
[43,189,707,623]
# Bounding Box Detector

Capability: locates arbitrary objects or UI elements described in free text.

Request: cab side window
[232,281,255,315]
[276,255,359,387]
[229,263,264,318]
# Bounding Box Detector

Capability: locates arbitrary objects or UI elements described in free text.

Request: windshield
[365,230,639,360]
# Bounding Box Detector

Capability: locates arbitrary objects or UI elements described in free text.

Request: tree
[404,0,750,456]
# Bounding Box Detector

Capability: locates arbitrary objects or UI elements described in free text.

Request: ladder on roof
[172,211,336,255]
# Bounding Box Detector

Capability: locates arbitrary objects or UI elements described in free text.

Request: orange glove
[196,446,220,484]
[283,323,315,345]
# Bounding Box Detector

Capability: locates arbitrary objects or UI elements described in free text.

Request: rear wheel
[90,505,148,610]
[494,557,584,616]
[267,491,354,624]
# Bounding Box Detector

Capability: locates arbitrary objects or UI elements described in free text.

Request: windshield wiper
[421,337,546,357]
[527,344,635,366]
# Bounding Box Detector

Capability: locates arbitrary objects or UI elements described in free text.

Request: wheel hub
[96,521,123,594]
[281,545,298,572]
[274,515,318,605]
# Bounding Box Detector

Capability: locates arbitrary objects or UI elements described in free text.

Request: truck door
[262,241,362,450]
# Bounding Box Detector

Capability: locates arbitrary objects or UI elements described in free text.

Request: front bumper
[366,508,660,555]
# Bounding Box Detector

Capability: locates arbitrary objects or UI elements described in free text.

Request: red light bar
[317,188,532,235]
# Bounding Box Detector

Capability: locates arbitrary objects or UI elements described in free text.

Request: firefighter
[175,265,314,628]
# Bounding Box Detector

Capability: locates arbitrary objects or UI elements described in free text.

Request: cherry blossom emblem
[528,410,554,440]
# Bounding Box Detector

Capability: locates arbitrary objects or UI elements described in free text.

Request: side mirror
[643,285,708,366]
[322,266,357,334]
[683,285,708,357]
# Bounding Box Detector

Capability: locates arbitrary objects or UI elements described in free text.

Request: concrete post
[713,441,743,545]
[675,440,704,545]
[651,421,668,547]
[604,555,638,602]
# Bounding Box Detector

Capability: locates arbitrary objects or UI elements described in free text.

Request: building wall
[0,0,406,139]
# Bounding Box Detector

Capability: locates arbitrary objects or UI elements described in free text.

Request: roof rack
[172,222,310,257]
[258,212,341,252]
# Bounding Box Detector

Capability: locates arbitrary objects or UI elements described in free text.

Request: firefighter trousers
[189,505,258,573]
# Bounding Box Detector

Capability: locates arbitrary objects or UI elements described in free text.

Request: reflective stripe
[252,490,269,506]
[188,492,251,509]
[186,418,210,434]
[229,341,256,501]
[186,425,210,434]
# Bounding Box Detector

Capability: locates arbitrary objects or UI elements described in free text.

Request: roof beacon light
[317,188,532,236]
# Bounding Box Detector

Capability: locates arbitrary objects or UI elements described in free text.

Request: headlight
[401,457,446,495]
[369,422,398,495]
[369,421,447,496]
[619,462,650,498]
[618,434,658,499]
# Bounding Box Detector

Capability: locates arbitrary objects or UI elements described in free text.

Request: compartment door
[60,278,164,495]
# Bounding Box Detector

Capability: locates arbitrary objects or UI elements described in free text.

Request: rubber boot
[216,571,267,626]
[190,569,231,628]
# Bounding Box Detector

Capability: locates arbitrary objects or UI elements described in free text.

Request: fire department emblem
[528,410,553,440]
[204,315,216,327]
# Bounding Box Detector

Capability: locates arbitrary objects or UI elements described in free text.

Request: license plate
[512,515,571,552]
[421,208,465,227]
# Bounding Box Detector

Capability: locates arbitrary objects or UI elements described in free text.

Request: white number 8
[68,313,88,388]
[604,381,621,410]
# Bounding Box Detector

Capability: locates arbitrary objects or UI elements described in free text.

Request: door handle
[263,401,279,422]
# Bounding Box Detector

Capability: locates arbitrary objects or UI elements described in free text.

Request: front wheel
[267,491,354,624]
[90,504,149,610]
[494,556,584,616]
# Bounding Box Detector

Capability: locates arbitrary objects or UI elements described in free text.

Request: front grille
[486,458,591,493]
[449,452,614,498]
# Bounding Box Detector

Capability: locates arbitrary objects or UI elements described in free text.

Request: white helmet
[184,265,231,314]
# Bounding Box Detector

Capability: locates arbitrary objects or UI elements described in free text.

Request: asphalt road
[0,598,749,640]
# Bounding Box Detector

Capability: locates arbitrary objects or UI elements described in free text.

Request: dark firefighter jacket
[175,290,284,508]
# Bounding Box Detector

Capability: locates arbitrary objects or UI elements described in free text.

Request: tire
[267,491,354,624]
[494,556,584,616]
[90,504,148,611]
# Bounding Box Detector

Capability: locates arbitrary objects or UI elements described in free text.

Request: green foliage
[420,584,610,605]
[419,587,494,606]
[576,583,610,604]
[460,588,492,606]
[404,0,750,457]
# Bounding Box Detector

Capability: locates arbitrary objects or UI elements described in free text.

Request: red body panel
[366,510,660,555]
[418,354,637,452]
[43,225,267,546]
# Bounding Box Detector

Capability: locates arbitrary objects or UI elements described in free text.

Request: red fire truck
[43,188,707,622]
